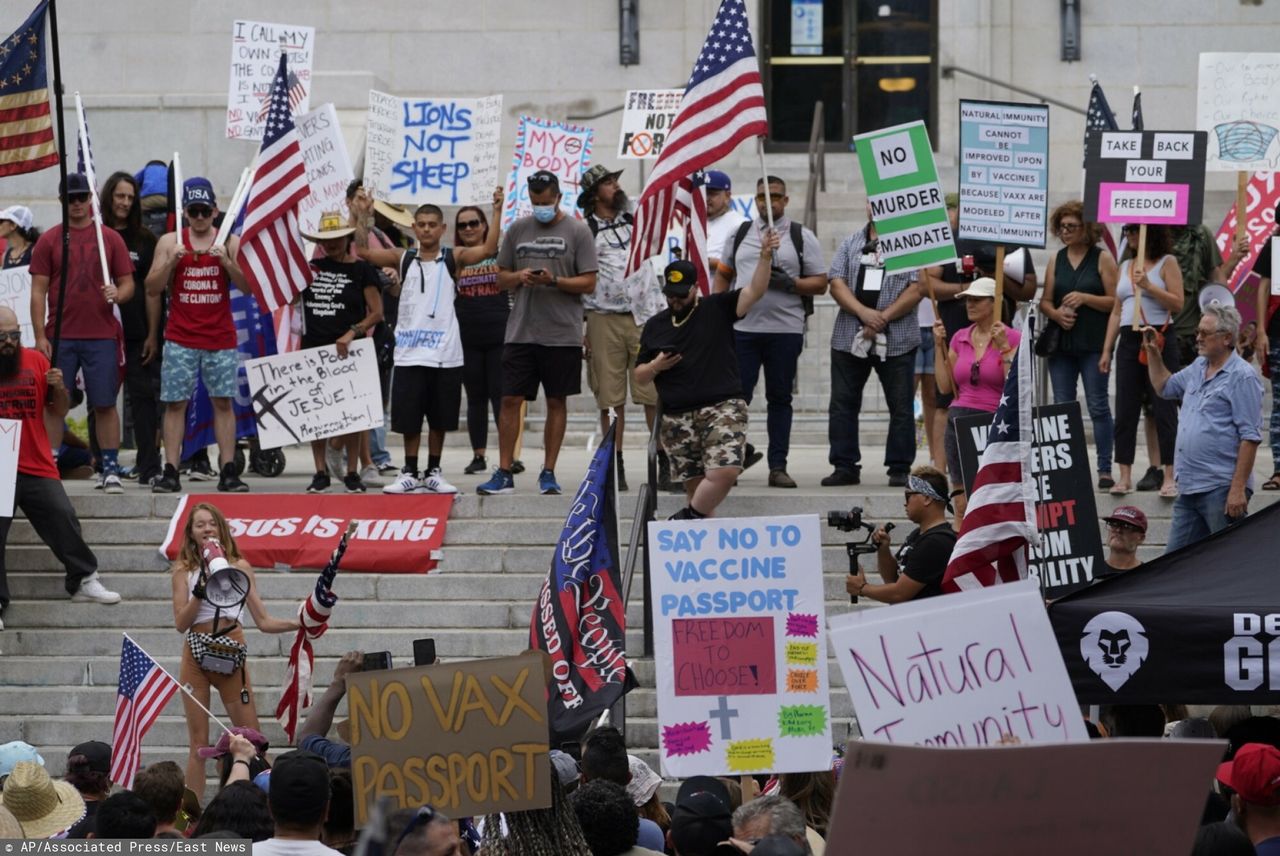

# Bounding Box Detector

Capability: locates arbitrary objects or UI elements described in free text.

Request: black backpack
[587,211,635,238]
[398,246,457,287]
[730,220,814,317]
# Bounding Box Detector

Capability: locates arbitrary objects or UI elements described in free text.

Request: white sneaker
[102,472,124,495]
[382,471,423,495]
[359,465,383,487]
[325,444,347,479]
[71,574,122,604]
[422,468,458,494]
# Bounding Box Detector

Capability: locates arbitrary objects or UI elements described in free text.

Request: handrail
[802,101,826,235]
[941,65,1086,115]
[621,410,662,657]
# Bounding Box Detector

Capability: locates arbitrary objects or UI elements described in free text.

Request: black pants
[124,338,163,480]
[0,473,99,609]
[1113,328,1179,466]
[463,340,504,451]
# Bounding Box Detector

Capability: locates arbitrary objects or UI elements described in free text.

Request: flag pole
[215,165,254,248]
[756,137,774,232]
[73,93,113,302]
[46,0,70,366]
[123,633,233,736]
[173,151,184,252]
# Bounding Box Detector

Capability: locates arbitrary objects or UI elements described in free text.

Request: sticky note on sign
[786,669,819,693]
[726,738,775,772]
[778,704,828,737]
[662,721,712,757]
[785,641,818,666]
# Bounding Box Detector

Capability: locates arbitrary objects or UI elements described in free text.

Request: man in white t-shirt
[703,169,747,281]
[251,750,343,856]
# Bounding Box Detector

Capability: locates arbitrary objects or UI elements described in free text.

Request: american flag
[1084,77,1120,258]
[110,635,180,789]
[672,172,710,293]
[238,53,312,314]
[258,70,307,121]
[626,0,768,274]
[941,316,1039,593]
[0,2,58,177]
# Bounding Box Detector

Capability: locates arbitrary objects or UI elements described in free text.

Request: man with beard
[703,169,746,279]
[0,307,121,631]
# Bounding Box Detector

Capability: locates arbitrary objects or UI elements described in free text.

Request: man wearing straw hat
[0,761,87,839]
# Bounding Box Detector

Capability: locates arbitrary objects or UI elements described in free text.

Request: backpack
[587,211,635,238]
[398,246,457,287]
[730,220,814,317]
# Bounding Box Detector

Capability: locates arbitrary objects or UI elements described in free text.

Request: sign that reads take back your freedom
[1084,130,1208,226]
[958,99,1050,248]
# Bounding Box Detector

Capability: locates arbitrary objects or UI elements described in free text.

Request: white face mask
[532,204,557,224]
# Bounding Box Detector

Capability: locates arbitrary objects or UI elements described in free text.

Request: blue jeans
[1047,351,1113,473]
[829,348,918,475]
[735,331,804,471]
[1165,484,1246,553]
[369,425,391,467]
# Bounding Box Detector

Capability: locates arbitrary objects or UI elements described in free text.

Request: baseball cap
[183,177,216,209]
[548,749,581,790]
[671,776,733,856]
[0,205,33,231]
[578,164,623,208]
[267,751,331,820]
[61,173,91,197]
[955,276,997,299]
[197,726,269,760]
[0,741,43,777]
[1104,506,1148,533]
[663,259,699,297]
[67,741,112,775]
[705,170,731,192]
[1217,742,1280,805]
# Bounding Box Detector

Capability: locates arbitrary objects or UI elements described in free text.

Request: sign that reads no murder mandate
[1083,130,1208,225]
[853,120,957,272]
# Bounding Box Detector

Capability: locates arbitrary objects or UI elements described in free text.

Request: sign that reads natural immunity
[958,100,1050,248]
[1083,130,1208,225]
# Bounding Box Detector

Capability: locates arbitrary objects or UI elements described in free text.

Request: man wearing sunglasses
[145,178,249,494]
[29,172,136,494]
[1098,505,1146,579]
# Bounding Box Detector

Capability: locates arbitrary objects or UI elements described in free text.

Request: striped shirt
[829,227,918,357]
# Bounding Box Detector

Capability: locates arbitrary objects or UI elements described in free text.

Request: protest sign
[502,116,593,228]
[956,402,1104,598]
[1197,53,1280,172]
[829,580,1087,746]
[0,419,18,516]
[1083,130,1207,225]
[159,493,452,573]
[368,95,503,207]
[225,20,314,141]
[852,120,956,272]
[648,514,832,778]
[957,100,1049,248]
[1214,170,1280,291]
[824,738,1224,856]
[617,89,683,160]
[0,265,34,346]
[346,652,551,824]
[296,104,354,235]
[244,340,382,450]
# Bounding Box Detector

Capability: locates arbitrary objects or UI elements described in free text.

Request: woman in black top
[0,205,38,269]
[1038,201,1119,489]
[453,205,508,475]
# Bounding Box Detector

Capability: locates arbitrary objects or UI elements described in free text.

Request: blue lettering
[389,159,472,205]
[401,100,473,132]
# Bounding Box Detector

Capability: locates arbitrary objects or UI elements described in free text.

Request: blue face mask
[532,204,557,224]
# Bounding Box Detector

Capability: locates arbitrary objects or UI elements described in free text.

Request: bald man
[0,307,119,630]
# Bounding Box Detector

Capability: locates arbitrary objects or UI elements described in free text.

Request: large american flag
[238,53,312,314]
[626,0,767,274]
[941,317,1040,593]
[672,171,709,292]
[110,635,180,789]
[0,2,58,177]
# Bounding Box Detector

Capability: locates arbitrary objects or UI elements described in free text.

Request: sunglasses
[970,361,981,385]
[1107,521,1142,533]
[68,193,91,204]
[755,192,785,201]
[527,175,558,192]
[187,206,213,218]
[457,219,484,229]
[1057,222,1081,232]
[0,331,20,341]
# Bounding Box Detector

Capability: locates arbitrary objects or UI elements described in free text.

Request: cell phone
[1142,328,1156,343]
[362,651,392,672]
[413,638,437,666]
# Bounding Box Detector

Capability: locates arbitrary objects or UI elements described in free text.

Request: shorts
[585,312,657,409]
[660,398,748,482]
[160,341,238,402]
[944,404,991,488]
[502,343,582,401]
[391,364,462,434]
[57,338,119,408]
[914,327,935,375]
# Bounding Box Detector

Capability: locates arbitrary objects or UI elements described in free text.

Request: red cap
[1218,743,1280,805]
[1103,505,1147,533]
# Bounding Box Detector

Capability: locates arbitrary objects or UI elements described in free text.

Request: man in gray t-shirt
[478,170,598,497]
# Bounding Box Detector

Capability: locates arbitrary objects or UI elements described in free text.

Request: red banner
[1215,171,1280,293]
[160,494,454,573]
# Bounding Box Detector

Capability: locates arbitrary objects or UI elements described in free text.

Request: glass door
[850,0,936,142]
[762,0,848,146]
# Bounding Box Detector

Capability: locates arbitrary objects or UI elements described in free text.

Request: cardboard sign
[0,265,34,346]
[297,104,354,235]
[369,95,503,206]
[824,739,1225,856]
[829,580,1087,746]
[617,89,683,160]
[1083,130,1208,225]
[0,419,19,516]
[853,120,957,273]
[502,116,593,228]
[244,340,382,450]
[225,20,314,141]
[957,100,1050,248]
[1213,171,1280,292]
[956,402,1104,599]
[1197,53,1280,172]
[363,90,401,204]
[346,652,551,824]
[648,515,833,778]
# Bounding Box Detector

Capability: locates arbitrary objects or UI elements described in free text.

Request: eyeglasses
[1057,222,1082,233]
[187,206,213,218]
[755,193,785,201]
[0,331,20,341]
[68,193,90,204]
[1107,521,1143,533]
[457,219,483,229]
[392,805,441,853]
[1194,328,1227,339]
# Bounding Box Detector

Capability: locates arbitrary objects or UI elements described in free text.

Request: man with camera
[846,466,956,603]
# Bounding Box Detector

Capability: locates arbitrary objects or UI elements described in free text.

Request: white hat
[956,276,997,299]
[0,206,33,232]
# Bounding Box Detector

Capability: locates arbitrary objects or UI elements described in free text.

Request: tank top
[1116,254,1175,327]
[187,567,247,627]
[1051,245,1108,354]
[165,229,237,350]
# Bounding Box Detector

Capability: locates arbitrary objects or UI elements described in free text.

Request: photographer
[845,466,956,603]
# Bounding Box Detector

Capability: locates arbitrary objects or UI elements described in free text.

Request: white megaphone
[1003,248,1028,285]
[201,539,249,610]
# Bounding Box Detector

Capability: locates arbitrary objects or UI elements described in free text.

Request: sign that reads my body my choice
[958,100,1050,248]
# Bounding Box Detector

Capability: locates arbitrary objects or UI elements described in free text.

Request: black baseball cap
[663,259,699,297]
[671,776,733,856]
[61,172,91,198]
[266,750,330,824]
[68,740,112,775]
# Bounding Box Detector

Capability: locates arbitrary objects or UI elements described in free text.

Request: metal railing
[620,412,661,657]
[802,101,826,235]
[941,65,1086,116]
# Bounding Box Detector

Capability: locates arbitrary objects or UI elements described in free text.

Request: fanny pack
[187,631,247,676]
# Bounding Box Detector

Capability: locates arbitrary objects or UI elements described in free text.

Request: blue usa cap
[704,170,731,191]
[183,177,216,208]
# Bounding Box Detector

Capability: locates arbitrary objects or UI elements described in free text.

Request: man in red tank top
[144,178,249,494]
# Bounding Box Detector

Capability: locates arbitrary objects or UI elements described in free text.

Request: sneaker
[343,473,367,493]
[359,465,383,487]
[71,574,122,605]
[383,471,423,495]
[821,468,860,487]
[538,468,561,495]
[152,465,182,494]
[101,472,124,494]
[376,461,399,476]
[423,468,458,494]
[118,467,138,481]
[217,464,250,493]
[742,443,763,470]
[188,459,217,481]
[307,472,332,494]
[887,472,909,488]
[1135,466,1162,492]
[325,444,347,479]
[464,455,488,475]
[511,459,526,475]
[476,468,515,496]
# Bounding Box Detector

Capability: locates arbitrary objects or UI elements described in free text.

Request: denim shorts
[160,341,238,402]
[914,327,935,375]
[57,338,119,408]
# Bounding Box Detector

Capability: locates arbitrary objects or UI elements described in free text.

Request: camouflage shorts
[660,398,748,482]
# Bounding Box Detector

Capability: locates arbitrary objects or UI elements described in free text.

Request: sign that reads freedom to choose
[958,100,1050,248]
[1084,130,1208,226]
[853,120,957,272]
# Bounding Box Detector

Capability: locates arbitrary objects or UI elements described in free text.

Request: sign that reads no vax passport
[958,100,1050,248]
[1084,130,1208,226]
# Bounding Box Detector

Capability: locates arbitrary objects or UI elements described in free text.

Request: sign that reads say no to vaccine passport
[853,120,957,273]
[1084,130,1208,226]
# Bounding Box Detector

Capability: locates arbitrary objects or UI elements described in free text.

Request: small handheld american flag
[110,635,180,789]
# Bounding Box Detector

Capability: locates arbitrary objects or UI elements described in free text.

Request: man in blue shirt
[1146,303,1263,552]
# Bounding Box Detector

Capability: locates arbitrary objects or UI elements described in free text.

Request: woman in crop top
[1100,225,1184,497]
[170,502,298,796]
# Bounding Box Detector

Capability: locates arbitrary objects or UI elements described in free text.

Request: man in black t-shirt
[635,238,773,520]
[847,466,957,602]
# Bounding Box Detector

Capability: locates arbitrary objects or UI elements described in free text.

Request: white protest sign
[0,266,34,346]
[828,580,1088,746]
[244,340,382,450]
[225,20,315,141]
[0,419,18,516]
[296,104,354,235]
[502,116,593,228]
[1197,53,1280,172]
[617,89,683,160]
[649,514,832,778]
[363,90,400,204]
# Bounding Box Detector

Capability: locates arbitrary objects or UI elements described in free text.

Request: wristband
[233,759,251,769]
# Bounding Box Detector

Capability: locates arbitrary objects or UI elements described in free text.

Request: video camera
[826,506,893,604]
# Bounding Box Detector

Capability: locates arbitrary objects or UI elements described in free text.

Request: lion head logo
[1080,611,1149,691]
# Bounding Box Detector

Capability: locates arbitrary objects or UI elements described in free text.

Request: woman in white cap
[0,206,38,269]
